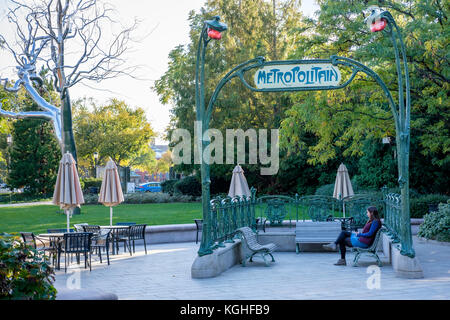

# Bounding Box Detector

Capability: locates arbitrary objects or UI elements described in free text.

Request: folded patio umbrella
[52,152,85,232]
[228,165,251,198]
[98,159,124,226]
[333,163,354,217]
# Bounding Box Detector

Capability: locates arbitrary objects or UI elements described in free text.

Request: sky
[0,0,319,144]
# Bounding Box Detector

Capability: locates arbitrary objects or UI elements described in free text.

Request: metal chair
[127,224,147,255]
[90,230,112,265]
[194,219,203,244]
[111,225,132,254]
[82,225,106,254]
[20,232,57,265]
[60,232,93,272]
[112,223,136,254]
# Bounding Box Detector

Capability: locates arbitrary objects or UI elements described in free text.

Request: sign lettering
[254,63,341,90]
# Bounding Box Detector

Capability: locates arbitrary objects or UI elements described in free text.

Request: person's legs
[334,234,353,266]
[323,231,351,251]
[336,231,352,245]
[339,237,353,259]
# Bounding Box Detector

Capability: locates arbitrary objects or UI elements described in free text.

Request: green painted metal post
[195,16,228,257]
[367,8,414,257]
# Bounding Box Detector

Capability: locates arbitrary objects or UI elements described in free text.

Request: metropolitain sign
[253,62,341,90]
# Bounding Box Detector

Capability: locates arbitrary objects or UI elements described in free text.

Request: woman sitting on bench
[323,206,382,266]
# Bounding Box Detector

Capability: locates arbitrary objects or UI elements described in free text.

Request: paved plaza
[53,236,450,300]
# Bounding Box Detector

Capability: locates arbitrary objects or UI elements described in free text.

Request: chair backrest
[368,227,384,250]
[116,222,136,226]
[20,232,36,249]
[236,227,259,250]
[194,219,203,229]
[47,228,74,233]
[82,225,100,233]
[74,223,89,232]
[63,232,92,253]
[128,224,146,240]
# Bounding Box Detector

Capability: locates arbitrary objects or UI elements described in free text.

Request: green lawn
[0,202,202,234]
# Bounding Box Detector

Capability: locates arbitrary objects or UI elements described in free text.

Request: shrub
[82,192,196,205]
[174,176,202,196]
[124,192,194,204]
[418,201,450,242]
[81,178,102,192]
[0,233,56,300]
[83,193,99,205]
[410,194,449,218]
[314,183,335,196]
[0,193,52,204]
[161,179,178,195]
[314,179,362,197]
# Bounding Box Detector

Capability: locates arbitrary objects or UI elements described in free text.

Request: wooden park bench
[236,227,276,267]
[351,227,385,267]
[295,221,342,254]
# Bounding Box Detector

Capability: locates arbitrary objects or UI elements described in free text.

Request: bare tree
[0,0,138,160]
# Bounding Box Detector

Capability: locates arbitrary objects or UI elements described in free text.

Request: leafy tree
[155,151,173,174]
[4,74,60,195]
[128,144,158,173]
[73,99,156,169]
[156,0,449,195]
[7,108,60,195]
[280,0,449,194]
[155,0,304,193]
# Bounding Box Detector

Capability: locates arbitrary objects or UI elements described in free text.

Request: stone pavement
[53,236,450,300]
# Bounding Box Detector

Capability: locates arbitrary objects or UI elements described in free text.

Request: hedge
[83,192,198,205]
[174,176,202,196]
[418,201,450,242]
[161,179,178,195]
[410,194,450,218]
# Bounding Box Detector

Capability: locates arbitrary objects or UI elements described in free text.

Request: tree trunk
[61,89,81,214]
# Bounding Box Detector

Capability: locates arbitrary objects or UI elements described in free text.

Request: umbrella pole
[110,207,113,226]
[66,209,70,232]
[343,202,346,218]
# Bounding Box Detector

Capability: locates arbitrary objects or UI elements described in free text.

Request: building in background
[151,144,169,160]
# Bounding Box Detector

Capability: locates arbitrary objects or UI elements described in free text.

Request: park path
[0,201,52,208]
[53,236,450,300]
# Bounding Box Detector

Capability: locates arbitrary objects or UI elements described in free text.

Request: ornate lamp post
[195,16,228,256]
[366,7,414,257]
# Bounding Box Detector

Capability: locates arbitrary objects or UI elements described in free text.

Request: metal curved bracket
[206,55,400,134]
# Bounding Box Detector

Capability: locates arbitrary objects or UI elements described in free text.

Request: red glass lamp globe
[207,28,222,40]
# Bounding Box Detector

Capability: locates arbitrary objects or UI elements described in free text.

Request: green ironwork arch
[197,8,414,258]
[202,55,412,257]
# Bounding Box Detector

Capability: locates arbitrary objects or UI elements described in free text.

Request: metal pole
[196,25,213,256]
[195,17,228,256]
[367,8,414,257]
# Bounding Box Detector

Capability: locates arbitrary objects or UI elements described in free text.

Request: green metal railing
[208,192,257,249]
[206,189,415,258]
[202,189,393,253]
[383,192,414,257]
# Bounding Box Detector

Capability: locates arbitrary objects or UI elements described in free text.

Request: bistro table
[100,226,131,255]
[38,233,65,270]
